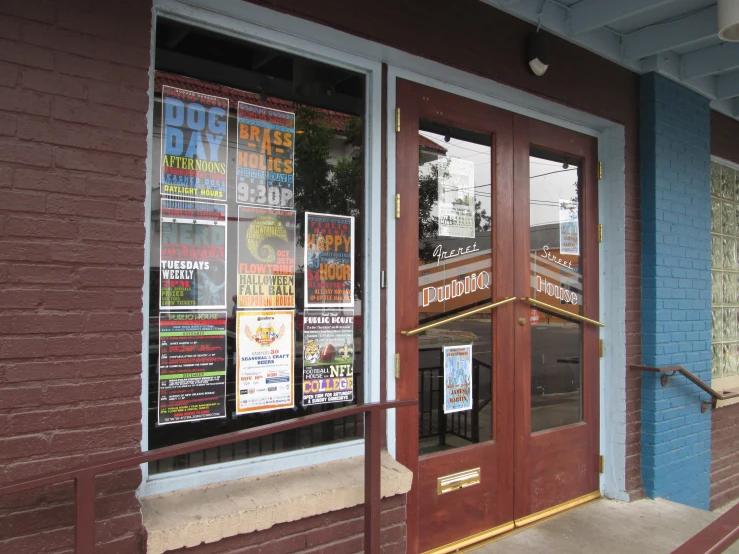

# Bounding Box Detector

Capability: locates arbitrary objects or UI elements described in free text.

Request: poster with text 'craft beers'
[304,212,355,308]
[237,205,296,309]
[236,310,294,414]
[160,86,229,203]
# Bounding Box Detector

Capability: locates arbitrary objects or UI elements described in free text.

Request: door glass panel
[417,119,493,455]
[529,153,583,432]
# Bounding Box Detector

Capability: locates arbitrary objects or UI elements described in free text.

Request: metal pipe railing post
[75,469,96,554]
[364,407,381,553]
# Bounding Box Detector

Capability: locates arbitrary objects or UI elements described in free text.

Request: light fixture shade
[718,0,739,41]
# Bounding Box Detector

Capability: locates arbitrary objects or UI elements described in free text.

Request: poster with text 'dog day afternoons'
[236,310,294,414]
[235,101,295,209]
[160,86,229,203]
[158,312,227,425]
[443,344,473,414]
[160,199,226,310]
[237,205,296,309]
[302,310,354,406]
[304,212,354,308]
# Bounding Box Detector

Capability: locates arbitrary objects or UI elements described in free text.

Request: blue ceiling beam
[567,0,679,36]
[680,41,739,80]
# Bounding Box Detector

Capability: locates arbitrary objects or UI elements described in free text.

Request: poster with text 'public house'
[158,312,227,425]
[304,212,354,308]
[160,199,226,310]
[302,310,354,406]
[160,86,229,203]
[237,205,296,309]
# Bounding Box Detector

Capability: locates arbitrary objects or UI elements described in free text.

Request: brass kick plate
[437,468,480,495]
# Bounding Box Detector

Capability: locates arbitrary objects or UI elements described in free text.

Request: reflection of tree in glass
[293,106,363,299]
[418,155,492,262]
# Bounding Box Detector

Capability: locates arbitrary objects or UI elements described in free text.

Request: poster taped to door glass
[158,312,227,425]
[302,310,354,406]
[435,157,475,238]
[443,344,473,414]
[304,212,354,308]
[559,199,579,255]
[235,102,295,208]
[160,86,229,202]
[236,310,294,413]
[160,199,226,310]
[237,205,296,309]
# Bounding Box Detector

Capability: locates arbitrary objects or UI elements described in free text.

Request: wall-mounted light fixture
[528,31,550,76]
[718,0,739,41]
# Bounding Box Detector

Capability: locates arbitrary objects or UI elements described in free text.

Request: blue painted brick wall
[640,72,712,510]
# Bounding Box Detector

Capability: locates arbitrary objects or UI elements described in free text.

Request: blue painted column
[640,72,712,509]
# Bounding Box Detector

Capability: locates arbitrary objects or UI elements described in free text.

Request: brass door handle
[401,297,516,336]
[521,297,605,327]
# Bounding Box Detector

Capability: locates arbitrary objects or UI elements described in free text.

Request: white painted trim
[139,440,363,496]
[142,0,383,495]
[386,75,398,457]
[713,155,739,173]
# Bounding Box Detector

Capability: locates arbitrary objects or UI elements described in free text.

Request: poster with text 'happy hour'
[160,86,228,202]
[237,205,296,309]
[158,312,227,425]
[302,310,354,406]
[160,199,226,310]
[304,212,354,308]
[236,310,294,414]
[235,101,295,208]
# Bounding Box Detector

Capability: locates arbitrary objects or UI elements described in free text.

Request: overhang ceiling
[482,0,739,121]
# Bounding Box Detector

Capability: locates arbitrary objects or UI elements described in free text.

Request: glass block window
[711,160,739,379]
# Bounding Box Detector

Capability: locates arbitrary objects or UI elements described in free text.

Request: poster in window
[435,157,475,238]
[559,199,579,255]
[236,310,294,414]
[237,205,296,309]
[304,212,354,308]
[443,344,473,414]
[160,86,229,202]
[235,102,295,208]
[160,199,226,310]
[302,310,354,406]
[158,312,227,425]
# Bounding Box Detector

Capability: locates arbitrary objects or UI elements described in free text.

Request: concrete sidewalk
[468,498,739,553]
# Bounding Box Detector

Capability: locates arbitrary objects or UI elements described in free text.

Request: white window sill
[714,375,739,408]
[142,452,413,554]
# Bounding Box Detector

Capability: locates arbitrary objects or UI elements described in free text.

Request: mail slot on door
[437,468,481,495]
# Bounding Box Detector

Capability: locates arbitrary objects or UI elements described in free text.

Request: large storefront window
[711,160,739,381]
[147,20,366,474]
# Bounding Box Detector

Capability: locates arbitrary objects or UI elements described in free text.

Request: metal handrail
[401,296,516,336]
[631,365,739,409]
[521,297,605,327]
[0,399,417,554]
[672,499,739,553]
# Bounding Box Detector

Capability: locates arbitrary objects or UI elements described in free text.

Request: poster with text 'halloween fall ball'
[160,86,229,203]
[237,205,296,309]
[302,310,354,406]
[304,212,354,308]
[160,199,226,310]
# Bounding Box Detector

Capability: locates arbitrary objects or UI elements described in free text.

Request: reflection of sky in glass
[530,156,579,228]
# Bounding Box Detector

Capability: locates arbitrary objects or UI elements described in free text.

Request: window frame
[711,154,739,406]
[140,0,383,497]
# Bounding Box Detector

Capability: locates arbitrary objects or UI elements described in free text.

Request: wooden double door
[394,79,601,553]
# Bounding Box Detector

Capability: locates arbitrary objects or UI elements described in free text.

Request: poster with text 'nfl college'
[302,310,354,406]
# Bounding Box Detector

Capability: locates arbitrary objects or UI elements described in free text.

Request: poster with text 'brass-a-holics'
[158,312,227,425]
[160,86,229,203]
[236,310,294,414]
[237,205,296,309]
[235,101,295,208]
[304,212,354,308]
[160,199,226,310]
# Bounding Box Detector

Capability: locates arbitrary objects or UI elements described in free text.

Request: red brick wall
[0,0,151,551]
[243,0,643,499]
[710,111,739,510]
[165,495,406,554]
